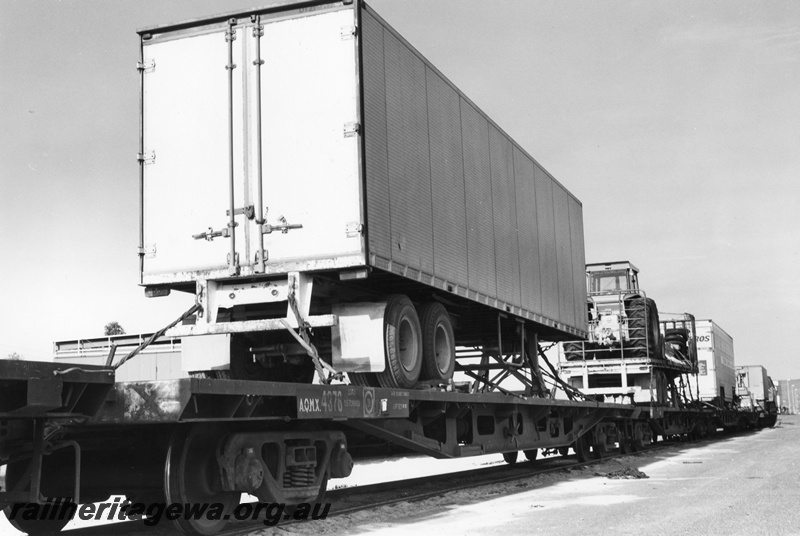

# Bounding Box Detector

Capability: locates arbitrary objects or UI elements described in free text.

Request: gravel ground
[252,415,799,536]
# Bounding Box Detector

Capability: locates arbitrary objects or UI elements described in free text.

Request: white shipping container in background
[736,365,770,404]
[687,320,736,404]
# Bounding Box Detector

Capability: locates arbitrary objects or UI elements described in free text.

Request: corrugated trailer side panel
[426,67,469,286]
[360,5,585,337]
[383,29,435,274]
[534,165,559,320]
[361,10,392,266]
[569,197,587,325]
[489,126,522,307]
[461,100,497,298]
[554,184,576,327]
[712,321,736,400]
[513,149,543,313]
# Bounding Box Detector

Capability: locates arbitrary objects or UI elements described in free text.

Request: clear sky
[1,1,798,379]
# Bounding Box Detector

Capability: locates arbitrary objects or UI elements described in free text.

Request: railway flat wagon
[0,3,774,535]
[0,2,613,535]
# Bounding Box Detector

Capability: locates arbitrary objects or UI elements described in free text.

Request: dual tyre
[351,295,455,389]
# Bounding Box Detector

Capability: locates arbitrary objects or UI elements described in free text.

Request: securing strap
[113,303,201,370]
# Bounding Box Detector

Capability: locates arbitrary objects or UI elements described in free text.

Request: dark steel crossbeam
[0,360,114,419]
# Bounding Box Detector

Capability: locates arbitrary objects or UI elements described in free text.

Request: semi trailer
[137,0,586,390]
[736,365,779,427]
[686,319,736,406]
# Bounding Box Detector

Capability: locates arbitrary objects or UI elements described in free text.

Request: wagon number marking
[321,390,344,413]
[298,390,344,415]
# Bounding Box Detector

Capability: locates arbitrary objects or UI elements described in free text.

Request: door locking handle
[192,226,231,241]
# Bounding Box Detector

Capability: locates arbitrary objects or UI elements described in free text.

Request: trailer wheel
[418,302,455,382]
[523,449,538,462]
[376,295,422,389]
[164,427,240,535]
[348,372,381,387]
[502,451,518,464]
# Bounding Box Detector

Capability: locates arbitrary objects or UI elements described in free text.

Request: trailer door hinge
[343,122,360,138]
[226,205,255,220]
[138,151,156,165]
[137,59,156,73]
[340,25,357,40]
[346,222,364,237]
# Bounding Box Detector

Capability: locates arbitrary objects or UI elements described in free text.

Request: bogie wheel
[573,435,590,463]
[164,427,240,535]
[3,454,74,535]
[766,414,778,428]
[376,295,423,389]
[631,427,644,452]
[286,474,329,518]
[502,451,518,465]
[618,428,633,454]
[523,449,538,462]
[591,429,608,460]
[418,302,456,382]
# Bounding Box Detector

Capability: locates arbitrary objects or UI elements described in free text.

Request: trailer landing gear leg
[164,427,240,535]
